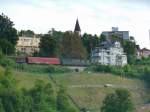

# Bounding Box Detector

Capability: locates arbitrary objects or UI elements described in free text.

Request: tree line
[0,13,138,63]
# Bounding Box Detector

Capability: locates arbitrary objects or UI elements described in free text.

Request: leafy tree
[57,86,78,112]
[61,31,87,59]
[81,33,99,58]
[127,55,136,65]
[123,40,136,64]
[39,34,58,57]
[143,67,150,87]
[99,34,107,42]
[47,29,65,57]
[0,67,15,89]
[0,99,5,112]
[16,91,33,112]
[101,89,134,112]
[29,80,56,112]
[123,40,136,55]
[0,39,15,55]
[0,68,18,112]
[0,13,18,54]
[29,81,48,112]
[0,50,15,68]
[19,30,35,37]
[48,28,64,41]
[0,66,5,77]
[44,83,56,112]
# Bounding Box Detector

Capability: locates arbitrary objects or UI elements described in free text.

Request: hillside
[14,71,51,89]
[13,70,150,112]
[51,72,149,112]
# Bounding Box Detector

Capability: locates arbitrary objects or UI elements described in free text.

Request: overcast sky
[0,0,150,48]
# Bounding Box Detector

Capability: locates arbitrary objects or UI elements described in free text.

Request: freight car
[14,56,89,66]
[16,57,60,65]
[27,57,60,65]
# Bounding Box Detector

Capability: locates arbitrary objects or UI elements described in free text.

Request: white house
[91,41,127,66]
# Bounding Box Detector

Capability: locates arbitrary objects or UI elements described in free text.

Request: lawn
[13,69,150,112]
[14,71,51,90]
[51,72,149,112]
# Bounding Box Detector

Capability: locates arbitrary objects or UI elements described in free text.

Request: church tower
[74,19,81,35]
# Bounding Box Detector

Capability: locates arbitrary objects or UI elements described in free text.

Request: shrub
[47,65,72,74]
[0,58,15,67]
[0,50,15,68]
[0,66,5,78]
[86,64,142,78]
[101,89,134,112]
[142,67,150,87]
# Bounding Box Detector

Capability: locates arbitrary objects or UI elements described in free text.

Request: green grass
[13,68,150,112]
[51,72,149,112]
[15,64,49,73]
[14,71,51,89]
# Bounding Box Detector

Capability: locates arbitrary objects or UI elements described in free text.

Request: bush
[15,64,49,73]
[57,86,79,112]
[136,57,150,65]
[0,50,15,68]
[0,58,15,67]
[86,64,142,78]
[47,65,72,74]
[142,67,150,87]
[101,89,134,112]
[0,66,5,78]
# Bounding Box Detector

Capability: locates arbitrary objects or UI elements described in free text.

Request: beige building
[16,36,40,55]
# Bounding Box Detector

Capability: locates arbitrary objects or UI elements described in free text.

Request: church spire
[74,19,81,34]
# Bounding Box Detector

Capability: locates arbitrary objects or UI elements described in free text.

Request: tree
[0,50,15,67]
[143,67,150,87]
[99,34,107,42]
[44,83,56,112]
[16,92,33,112]
[101,89,134,112]
[0,68,18,112]
[123,40,136,64]
[57,86,78,112]
[29,80,56,112]
[123,41,136,55]
[0,13,18,54]
[19,30,35,37]
[39,34,58,57]
[48,28,64,41]
[81,33,99,58]
[0,99,5,112]
[61,31,87,59]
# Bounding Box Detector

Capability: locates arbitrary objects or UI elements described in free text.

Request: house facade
[91,41,127,66]
[16,36,40,55]
[140,48,150,58]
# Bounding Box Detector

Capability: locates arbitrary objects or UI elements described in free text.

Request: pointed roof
[74,19,81,32]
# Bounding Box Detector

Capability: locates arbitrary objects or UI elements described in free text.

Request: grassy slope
[14,71,51,90]
[13,67,149,112]
[51,72,149,112]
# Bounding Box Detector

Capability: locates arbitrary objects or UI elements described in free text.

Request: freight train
[13,56,89,66]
